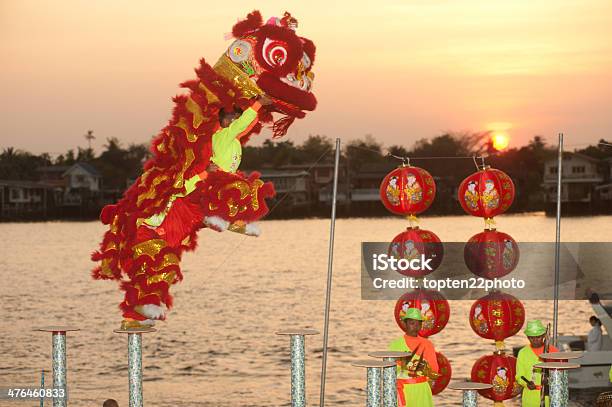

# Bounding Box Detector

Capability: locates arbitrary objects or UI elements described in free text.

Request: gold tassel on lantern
[407,214,420,229]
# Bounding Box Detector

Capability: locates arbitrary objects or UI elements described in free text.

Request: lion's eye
[262,38,288,67]
[228,40,251,63]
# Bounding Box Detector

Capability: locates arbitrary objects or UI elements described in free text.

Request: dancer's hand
[258,95,273,106]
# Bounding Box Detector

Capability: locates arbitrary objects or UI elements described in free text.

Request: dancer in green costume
[388,308,439,407]
[515,320,558,407]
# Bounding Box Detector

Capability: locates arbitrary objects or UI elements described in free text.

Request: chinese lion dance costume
[92,11,316,329]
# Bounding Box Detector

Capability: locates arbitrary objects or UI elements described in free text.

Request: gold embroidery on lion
[137,174,168,206]
[173,148,195,188]
[133,239,167,259]
[218,180,262,216]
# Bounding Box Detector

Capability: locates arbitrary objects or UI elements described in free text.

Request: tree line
[1,132,610,212]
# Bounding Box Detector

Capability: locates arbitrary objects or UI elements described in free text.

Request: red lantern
[464,230,519,279]
[469,291,525,349]
[380,166,436,217]
[430,352,452,395]
[394,289,450,337]
[458,167,515,222]
[388,227,443,277]
[471,352,521,402]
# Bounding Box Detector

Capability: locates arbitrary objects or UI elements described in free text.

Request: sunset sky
[2,0,612,155]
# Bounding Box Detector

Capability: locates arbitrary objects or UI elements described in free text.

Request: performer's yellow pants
[399,382,434,407]
[521,389,550,407]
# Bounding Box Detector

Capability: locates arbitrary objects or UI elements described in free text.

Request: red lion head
[214,11,317,134]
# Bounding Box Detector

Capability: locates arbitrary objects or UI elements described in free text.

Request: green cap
[524,320,546,337]
[400,307,424,321]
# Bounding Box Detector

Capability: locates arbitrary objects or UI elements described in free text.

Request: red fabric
[388,229,443,278]
[197,170,275,223]
[379,166,436,216]
[470,353,520,402]
[91,11,316,322]
[403,335,439,373]
[394,289,449,337]
[430,352,452,395]
[469,292,525,343]
[458,168,515,219]
[232,10,263,38]
[531,345,559,358]
[257,71,317,112]
[158,196,205,248]
[300,37,316,66]
[272,115,296,138]
[464,229,519,279]
[254,24,303,77]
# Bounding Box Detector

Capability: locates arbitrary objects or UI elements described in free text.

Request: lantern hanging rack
[385,152,488,162]
[472,155,488,171]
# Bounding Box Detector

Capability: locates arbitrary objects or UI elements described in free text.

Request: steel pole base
[34,326,79,407]
[534,362,580,407]
[448,381,493,407]
[276,329,319,407]
[368,352,410,407]
[352,360,396,407]
[114,328,156,407]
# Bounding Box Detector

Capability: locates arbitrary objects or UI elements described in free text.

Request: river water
[1,214,610,406]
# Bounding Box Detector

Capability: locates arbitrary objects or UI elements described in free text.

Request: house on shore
[594,157,612,213]
[543,152,609,214]
[0,180,53,220]
[0,162,103,220]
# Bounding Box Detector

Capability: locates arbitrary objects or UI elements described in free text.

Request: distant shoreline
[4,210,612,224]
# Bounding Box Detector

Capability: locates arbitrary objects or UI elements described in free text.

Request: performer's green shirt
[388,335,438,407]
[211,101,261,173]
[143,101,261,228]
[515,345,557,407]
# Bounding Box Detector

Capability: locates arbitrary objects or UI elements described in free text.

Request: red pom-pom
[301,37,316,66]
[232,10,263,38]
[100,204,117,225]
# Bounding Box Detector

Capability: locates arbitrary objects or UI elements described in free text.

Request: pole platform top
[368,351,412,359]
[113,328,157,334]
[541,351,583,360]
[448,381,493,391]
[34,326,80,333]
[351,359,396,368]
[275,329,319,336]
[534,362,580,370]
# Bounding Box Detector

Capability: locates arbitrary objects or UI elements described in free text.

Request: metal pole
[114,327,154,407]
[553,133,563,345]
[277,329,319,407]
[52,333,67,407]
[381,358,397,407]
[559,371,569,406]
[319,138,341,407]
[40,369,45,407]
[34,327,78,406]
[462,390,478,407]
[366,367,382,407]
[290,334,306,407]
[549,369,568,407]
[128,333,144,407]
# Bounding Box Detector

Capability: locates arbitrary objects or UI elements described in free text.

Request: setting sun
[492,132,510,151]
